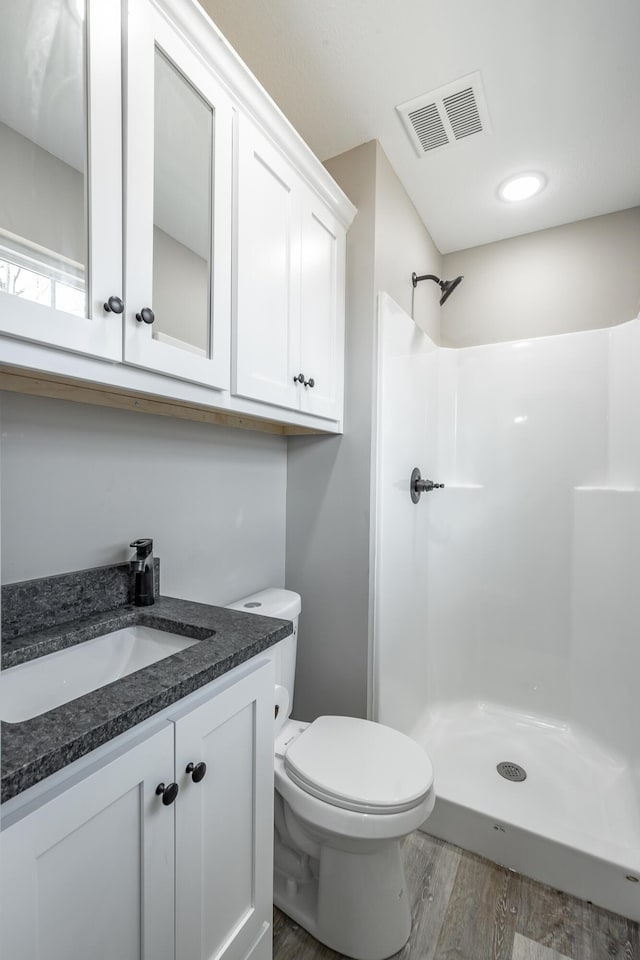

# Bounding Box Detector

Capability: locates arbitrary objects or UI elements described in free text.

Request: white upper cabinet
[123,0,232,389]
[234,113,301,411]
[0,0,123,360]
[0,0,356,430]
[234,114,346,422]
[298,194,344,421]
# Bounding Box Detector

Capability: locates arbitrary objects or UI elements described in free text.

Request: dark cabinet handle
[304,377,315,388]
[103,296,124,314]
[186,761,207,784]
[136,307,155,324]
[156,781,179,805]
[293,373,305,384]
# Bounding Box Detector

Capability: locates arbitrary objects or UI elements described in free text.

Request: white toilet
[227,588,435,960]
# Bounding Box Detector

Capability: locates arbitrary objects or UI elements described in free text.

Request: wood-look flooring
[272,831,640,960]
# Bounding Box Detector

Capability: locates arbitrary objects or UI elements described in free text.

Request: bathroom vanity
[0,563,289,960]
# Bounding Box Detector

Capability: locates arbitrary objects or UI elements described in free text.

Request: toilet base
[274,838,412,960]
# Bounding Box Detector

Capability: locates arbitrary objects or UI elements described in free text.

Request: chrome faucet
[130,538,155,607]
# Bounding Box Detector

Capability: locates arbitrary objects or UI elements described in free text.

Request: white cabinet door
[234,113,301,411]
[1,725,175,960]
[174,662,274,960]
[0,0,123,360]
[124,0,232,389]
[298,193,345,421]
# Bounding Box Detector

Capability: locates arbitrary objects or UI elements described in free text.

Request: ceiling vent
[396,71,491,157]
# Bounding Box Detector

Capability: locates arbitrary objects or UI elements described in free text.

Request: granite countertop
[1,564,291,804]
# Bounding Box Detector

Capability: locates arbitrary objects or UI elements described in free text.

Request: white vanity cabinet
[173,662,274,960]
[0,659,274,960]
[234,114,346,423]
[1,725,176,960]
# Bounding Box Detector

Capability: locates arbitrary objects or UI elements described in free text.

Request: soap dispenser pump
[130,538,155,606]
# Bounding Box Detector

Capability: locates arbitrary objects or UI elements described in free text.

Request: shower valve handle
[410,467,444,503]
[417,479,444,492]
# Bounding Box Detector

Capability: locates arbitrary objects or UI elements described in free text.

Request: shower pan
[371,293,640,922]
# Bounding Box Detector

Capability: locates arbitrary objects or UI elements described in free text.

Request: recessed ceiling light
[498,172,546,203]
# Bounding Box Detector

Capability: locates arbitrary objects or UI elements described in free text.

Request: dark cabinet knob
[186,761,207,783]
[304,377,315,388]
[103,296,124,314]
[293,373,305,384]
[136,307,155,324]
[156,781,179,805]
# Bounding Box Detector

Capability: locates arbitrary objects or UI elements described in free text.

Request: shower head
[411,271,464,305]
[438,275,463,305]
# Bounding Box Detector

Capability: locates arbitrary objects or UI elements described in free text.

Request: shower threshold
[414,700,640,922]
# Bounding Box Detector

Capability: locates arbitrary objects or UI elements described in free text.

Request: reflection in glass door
[152,49,213,358]
[0,0,87,317]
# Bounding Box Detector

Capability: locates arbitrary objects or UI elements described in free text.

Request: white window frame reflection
[0,230,85,318]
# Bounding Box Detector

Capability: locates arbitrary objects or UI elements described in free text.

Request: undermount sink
[0,625,201,723]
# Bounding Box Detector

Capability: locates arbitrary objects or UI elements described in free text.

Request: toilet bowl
[227,589,435,960]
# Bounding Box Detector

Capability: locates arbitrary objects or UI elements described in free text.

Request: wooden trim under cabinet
[0,365,328,437]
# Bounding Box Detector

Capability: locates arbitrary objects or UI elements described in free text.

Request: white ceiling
[199,0,640,253]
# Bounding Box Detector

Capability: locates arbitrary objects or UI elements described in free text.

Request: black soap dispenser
[130,538,155,606]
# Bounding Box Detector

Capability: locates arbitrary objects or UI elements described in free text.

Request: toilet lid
[283,716,434,815]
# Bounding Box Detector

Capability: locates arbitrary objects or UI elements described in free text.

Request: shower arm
[411,273,440,288]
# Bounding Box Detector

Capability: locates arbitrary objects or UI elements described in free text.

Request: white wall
[0,393,287,604]
[441,207,640,347]
[372,293,440,736]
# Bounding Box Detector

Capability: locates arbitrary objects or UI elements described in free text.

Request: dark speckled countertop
[1,563,290,803]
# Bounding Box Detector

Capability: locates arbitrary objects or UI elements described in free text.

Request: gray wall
[286,141,377,721]
[287,141,442,722]
[373,143,441,343]
[441,207,640,347]
[0,393,287,604]
[153,226,209,354]
[0,122,84,264]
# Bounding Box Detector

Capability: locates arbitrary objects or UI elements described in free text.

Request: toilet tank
[226,588,301,724]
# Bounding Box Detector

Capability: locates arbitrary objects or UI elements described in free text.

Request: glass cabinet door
[124,0,232,390]
[0,0,123,360]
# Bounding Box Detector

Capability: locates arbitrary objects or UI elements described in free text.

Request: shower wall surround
[372,292,640,920]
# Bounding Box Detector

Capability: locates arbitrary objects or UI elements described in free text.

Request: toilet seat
[284,716,434,815]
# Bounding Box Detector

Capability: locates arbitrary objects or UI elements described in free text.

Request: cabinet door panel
[234,114,300,410]
[174,662,274,960]
[244,923,272,960]
[0,0,122,360]
[124,0,232,389]
[298,195,344,421]
[1,726,175,960]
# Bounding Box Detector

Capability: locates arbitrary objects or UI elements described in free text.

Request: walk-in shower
[371,292,640,922]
